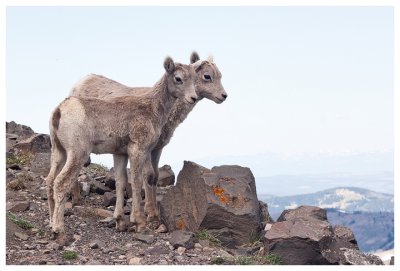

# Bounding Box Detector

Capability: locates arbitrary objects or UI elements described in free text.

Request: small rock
[47,242,63,251]
[177,247,186,255]
[103,192,116,207]
[218,249,234,260]
[89,240,104,249]
[105,178,116,190]
[31,228,39,233]
[79,256,88,263]
[91,181,111,195]
[155,224,168,233]
[24,244,35,250]
[123,205,131,215]
[14,232,29,241]
[73,234,81,241]
[98,217,114,223]
[157,165,175,187]
[39,187,48,200]
[35,240,48,245]
[80,182,91,196]
[118,255,126,260]
[264,223,272,231]
[102,247,114,254]
[6,201,30,212]
[134,233,155,244]
[42,249,51,254]
[128,257,142,265]
[124,243,133,249]
[94,208,114,218]
[342,248,384,265]
[390,256,394,265]
[194,243,202,249]
[174,255,185,262]
[78,174,89,182]
[198,239,210,248]
[65,202,73,209]
[169,230,194,249]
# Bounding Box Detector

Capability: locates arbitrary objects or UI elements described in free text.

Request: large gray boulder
[264,206,383,265]
[159,161,262,247]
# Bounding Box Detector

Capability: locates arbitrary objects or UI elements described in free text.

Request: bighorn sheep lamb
[70,52,227,229]
[46,57,198,244]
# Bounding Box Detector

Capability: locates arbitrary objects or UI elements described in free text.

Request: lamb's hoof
[52,231,67,246]
[146,213,159,223]
[136,224,147,233]
[115,219,128,232]
[71,200,80,207]
[130,213,146,225]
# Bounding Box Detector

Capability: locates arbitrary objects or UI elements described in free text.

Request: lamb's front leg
[113,154,128,231]
[144,148,162,223]
[127,144,147,232]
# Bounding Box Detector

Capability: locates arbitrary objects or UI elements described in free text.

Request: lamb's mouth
[215,97,225,103]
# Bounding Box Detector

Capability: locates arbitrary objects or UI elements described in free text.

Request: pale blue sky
[6,6,394,176]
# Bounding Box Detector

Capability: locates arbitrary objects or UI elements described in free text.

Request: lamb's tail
[49,107,65,153]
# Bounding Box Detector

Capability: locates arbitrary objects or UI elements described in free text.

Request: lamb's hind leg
[45,144,66,226]
[52,151,88,245]
[113,154,128,231]
[127,144,147,232]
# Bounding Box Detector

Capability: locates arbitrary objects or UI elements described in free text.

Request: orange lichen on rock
[219,195,230,204]
[176,218,185,230]
[213,187,225,196]
[213,186,230,204]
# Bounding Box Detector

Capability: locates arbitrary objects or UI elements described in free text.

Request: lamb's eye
[174,76,182,84]
[203,74,211,80]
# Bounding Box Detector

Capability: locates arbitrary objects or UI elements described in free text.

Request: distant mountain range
[258,187,394,253]
[327,210,393,253]
[259,186,394,217]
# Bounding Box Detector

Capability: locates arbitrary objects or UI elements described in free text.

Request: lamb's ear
[190,51,200,64]
[164,56,175,74]
[207,55,214,63]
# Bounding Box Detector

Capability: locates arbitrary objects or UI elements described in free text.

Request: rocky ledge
[5,121,386,265]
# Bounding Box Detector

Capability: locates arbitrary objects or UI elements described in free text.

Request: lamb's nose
[191,96,197,103]
[222,93,228,99]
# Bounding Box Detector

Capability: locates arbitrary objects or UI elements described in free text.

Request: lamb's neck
[167,98,197,129]
[152,75,177,123]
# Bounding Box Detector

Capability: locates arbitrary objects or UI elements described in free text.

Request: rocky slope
[5,121,387,265]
